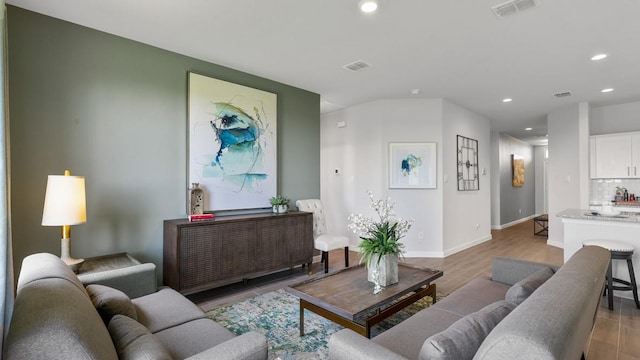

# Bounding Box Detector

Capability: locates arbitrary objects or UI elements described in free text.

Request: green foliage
[358,221,404,267]
[269,195,290,206]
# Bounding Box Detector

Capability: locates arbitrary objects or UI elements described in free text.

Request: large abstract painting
[188,72,277,211]
[389,142,437,189]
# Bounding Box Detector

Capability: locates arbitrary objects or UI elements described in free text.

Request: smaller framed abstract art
[389,142,437,189]
[512,154,525,187]
[457,135,479,191]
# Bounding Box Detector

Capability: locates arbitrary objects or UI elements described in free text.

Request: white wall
[321,98,491,258]
[547,102,590,248]
[591,100,640,135]
[534,146,548,214]
[490,131,501,227]
[442,101,492,255]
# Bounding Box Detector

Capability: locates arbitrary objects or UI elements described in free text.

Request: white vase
[367,254,399,286]
[272,204,289,213]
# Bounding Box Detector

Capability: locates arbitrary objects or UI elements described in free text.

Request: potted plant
[269,195,290,214]
[348,191,414,287]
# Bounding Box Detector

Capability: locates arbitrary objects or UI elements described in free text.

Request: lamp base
[62,256,84,273]
[61,237,84,273]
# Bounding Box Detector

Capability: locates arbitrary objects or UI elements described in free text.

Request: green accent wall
[7,6,320,281]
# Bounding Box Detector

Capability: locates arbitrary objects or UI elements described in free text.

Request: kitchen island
[558,209,640,301]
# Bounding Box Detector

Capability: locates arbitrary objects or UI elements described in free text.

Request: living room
[3,1,640,359]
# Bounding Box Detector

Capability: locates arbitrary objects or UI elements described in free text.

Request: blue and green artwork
[189,73,277,211]
[401,154,422,176]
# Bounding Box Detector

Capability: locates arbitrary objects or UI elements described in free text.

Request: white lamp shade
[42,175,87,226]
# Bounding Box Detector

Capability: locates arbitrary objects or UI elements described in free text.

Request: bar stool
[583,239,640,310]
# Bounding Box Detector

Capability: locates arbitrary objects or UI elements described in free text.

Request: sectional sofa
[329,245,610,360]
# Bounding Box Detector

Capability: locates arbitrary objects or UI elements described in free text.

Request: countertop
[557,209,640,223]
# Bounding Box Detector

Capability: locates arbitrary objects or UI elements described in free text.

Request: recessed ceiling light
[410,88,421,95]
[358,0,378,13]
[591,53,608,61]
[601,88,614,93]
[525,127,532,131]
[502,98,512,103]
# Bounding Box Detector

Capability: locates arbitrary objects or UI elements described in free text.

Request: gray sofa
[4,253,268,360]
[329,245,610,360]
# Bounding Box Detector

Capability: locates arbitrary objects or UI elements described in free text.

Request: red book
[188,214,215,222]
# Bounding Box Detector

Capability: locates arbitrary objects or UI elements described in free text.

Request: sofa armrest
[184,331,267,360]
[78,263,157,298]
[328,329,408,360]
[491,257,559,286]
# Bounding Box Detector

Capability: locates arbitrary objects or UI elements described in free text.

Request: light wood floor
[189,220,640,360]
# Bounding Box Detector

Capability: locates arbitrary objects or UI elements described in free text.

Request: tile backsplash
[590,179,640,203]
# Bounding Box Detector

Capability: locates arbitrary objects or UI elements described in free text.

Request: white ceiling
[7,0,640,145]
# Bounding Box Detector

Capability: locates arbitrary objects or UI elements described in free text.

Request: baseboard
[546,239,564,249]
[404,234,493,258]
[405,251,445,258]
[492,214,539,230]
[443,234,493,257]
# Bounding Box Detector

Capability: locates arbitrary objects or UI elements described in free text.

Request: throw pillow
[419,300,516,360]
[86,284,137,323]
[505,266,554,305]
[108,314,173,360]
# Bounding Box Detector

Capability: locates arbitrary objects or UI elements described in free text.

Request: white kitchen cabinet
[590,132,640,178]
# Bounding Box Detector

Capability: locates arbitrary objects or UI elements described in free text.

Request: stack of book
[188,213,215,222]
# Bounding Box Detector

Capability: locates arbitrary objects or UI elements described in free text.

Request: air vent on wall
[492,0,540,17]
[343,60,371,72]
[553,91,572,98]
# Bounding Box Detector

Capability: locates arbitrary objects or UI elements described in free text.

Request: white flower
[348,191,414,242]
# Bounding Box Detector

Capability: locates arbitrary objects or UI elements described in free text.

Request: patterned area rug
[207,288,444,360]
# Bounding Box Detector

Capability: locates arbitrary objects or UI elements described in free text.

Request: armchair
[296,199,350,273]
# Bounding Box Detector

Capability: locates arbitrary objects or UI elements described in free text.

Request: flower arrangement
[348,191,414,267]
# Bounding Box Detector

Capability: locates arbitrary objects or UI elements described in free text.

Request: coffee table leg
[428,283,437,303]
[299,300,305,336]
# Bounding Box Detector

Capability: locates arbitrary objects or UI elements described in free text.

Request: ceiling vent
[491,0,540,17]
[553,91,572,98]
[343,60,371,72]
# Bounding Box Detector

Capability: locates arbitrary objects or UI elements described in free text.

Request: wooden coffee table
[286,263,443,338]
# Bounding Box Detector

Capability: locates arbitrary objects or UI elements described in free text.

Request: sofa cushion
[431,276,510,317]
[505,266,554,305]
[419,300,516,360]
[373,277,510,360]
[87,284,138,323]
[132,287,206,333]
[5,278,118,360]
[154,318,236,359]
[17,252,88,295]
[108,315,173,360]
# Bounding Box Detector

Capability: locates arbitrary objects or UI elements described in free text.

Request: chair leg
[322,251,329,273]
[607,259,614,310]
[344,247,349,268]
[626,258,640,309]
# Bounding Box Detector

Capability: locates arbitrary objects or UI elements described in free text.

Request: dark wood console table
[163,211,314,295]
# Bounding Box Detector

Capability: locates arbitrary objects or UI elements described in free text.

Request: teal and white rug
[207,288,442,360]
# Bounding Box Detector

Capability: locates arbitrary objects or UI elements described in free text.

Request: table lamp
[41,169,87,271]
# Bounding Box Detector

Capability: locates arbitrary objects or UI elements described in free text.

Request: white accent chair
[296,199,350,273]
